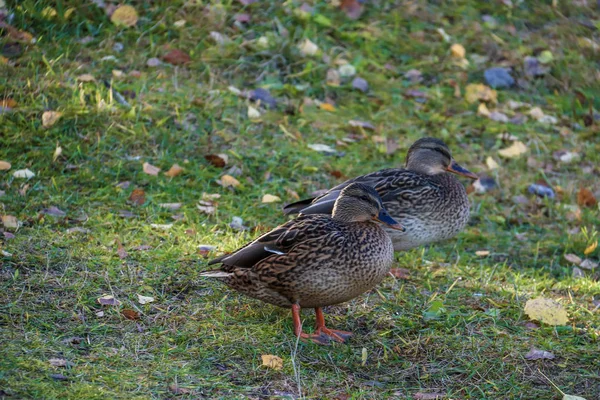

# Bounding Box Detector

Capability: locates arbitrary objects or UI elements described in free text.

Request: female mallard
[283,137,478,251]
[201,183,404,344]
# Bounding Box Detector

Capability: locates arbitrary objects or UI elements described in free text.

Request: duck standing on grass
[200,183,404,345]
[283,137,479,251]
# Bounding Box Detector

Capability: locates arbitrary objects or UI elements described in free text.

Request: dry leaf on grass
[41,206,66,217]
[414,392,446,400]
[498,141,527,158]
[218,174,240,188]
[247,105,261,119]
[159,203,182,210]
[0,161,11,170]
[121,309,140,320]
[205,154,228,168]
[450,43,466,58]
[298,39,319,56]
[524,297,568,326]
[584,241,597,256]
[162,49,191,65]
[164,164,183,177]
[577,188,597,208]
[13,168,35,179]
[143,162,160,176]
[319,103,336,112]
[563,395,587,400]
[42,111,62,128]
[111,5,138,27]
[564,253,582,265]
[116,239,128,259]
[262,194,281,203]
[389,268,410,279]
[486,156,499,170]
[261,354,283,370]
[53,144,62,161]
[129,188,146,206]
[340,0,363,19]
[137,294,155,304]
[49,358,70,367]
[465,84,497,104]
[97,295,121,306]
[2,215,18,229]
[76,74,95,82]
[524,348,555,360]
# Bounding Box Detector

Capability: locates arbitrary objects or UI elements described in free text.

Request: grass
[1,0,599,398]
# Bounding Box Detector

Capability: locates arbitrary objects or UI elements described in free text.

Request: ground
[1,1,600,399]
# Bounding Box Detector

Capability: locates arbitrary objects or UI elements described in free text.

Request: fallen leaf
[49,358,69,368]
[162,49,191,65]
[573,267,584,279]
[169,385,192,395]
[563,394,587,400]
[298,38,319,56]
[584,241,597,256]
[219,174,240,188]
[475,250,490,257]
[524,297,568,326]
[197,201,216,214]
[326,68,341,86]
[121,309,139,320]
[247,105,261,119]
[41,206,66,217]
[129,188,146,206]
[498,141,527,158]
[76,74,95,82]
[205,154,228,168]
[577,188,597,208]
[486,156,499,170]
[116,239,128,259]
[262,194,281,203]
[150,223,173,230]
[42,111,63,128]
[450,43,466,58]
[389,268,410,279]
[210,31,230,45]
[110,5,138,27]
[53,144,62,162]
[137,294,155,304]
[0,161,11,170]
[143,162,160,176]
[524,347,555,360]
[579,259,598,270]
[164,164,183,177]
[2,215,18,229]
[338,64,356,78]
[340,0,363,19]
[414,392,446,400]
[159,203,182,210]
[0,98,17,108]
[202,193,221,201]
[320,103,336,112]
[465,84,497,104]
[13,168,35,179]
[538,50,553,64]
[261,354,283,370]
[348,120,375,130]
[477,102,490,117]
[97,294,121,306]
[146,57,161,67]
[564,254,582,265]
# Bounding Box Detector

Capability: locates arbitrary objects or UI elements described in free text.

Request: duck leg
[291,304,330,345]
[313,307,352,343]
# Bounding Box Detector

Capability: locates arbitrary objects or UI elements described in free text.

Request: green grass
[1,0,600,398]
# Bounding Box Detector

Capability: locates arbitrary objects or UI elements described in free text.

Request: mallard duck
[201,183,404,344]
[283,137,478,251]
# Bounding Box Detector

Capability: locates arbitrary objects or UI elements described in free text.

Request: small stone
[351,77,368,92]
[528,184,555,199]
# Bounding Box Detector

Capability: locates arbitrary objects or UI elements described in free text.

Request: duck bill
[447,160,478,180]
[373,209,405,232]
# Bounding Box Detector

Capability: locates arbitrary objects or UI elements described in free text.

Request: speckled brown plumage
[283,137,478,251]
[201,183,402,344]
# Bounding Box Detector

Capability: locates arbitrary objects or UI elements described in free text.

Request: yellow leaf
[2,215,19,229]
[465,83,497,104]
[111,5,139,28]
[485,156,499,170]
[298,38,319,56]
[247,106,261,119]
[477,102,490,117]
[320,103,336,112]
[261,354,283,370]
[64,7,76,19]
[584,241,597,256]
[164,164,183,177]
[219,174,240,188]
[41,6,57,19]
[450,43,466,58]
[77,74,95,82]
[498,141,527,158]
[524,297,568,326]
[0,161,11,171]
[42,111,63,128]
[142,162,161,176]
[262,194,281,203]
[53,144,62,162]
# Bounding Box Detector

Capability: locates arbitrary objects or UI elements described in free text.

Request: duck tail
[199,270,232,278]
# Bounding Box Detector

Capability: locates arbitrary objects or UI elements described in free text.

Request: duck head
[332,183,405,231]
[405,137,478,180]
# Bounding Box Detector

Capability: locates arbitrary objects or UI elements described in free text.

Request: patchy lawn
[1,0,599,398]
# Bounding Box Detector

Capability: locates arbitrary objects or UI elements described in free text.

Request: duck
[283,137,478,251]
[200,183,404,344]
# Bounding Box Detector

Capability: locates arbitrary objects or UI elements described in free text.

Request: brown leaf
[218,174,240,188]
[389,268,410,279]
[42,111,63,128]
[129,189,146,206]
[162,49,191,65]
[0,98,17,108]
[116,239,128,259]
[169,385,192,395]
[329,170,343,179]
[564,253,582,265]
[261,354,283,370]
[577,187,597,208]
[143,162,160,176]
[164,164,183,177]
[0,21,34,43]
[0,160,11,170]
[2,215,18,229]
[121,309,140,320]
[205,154,228,168]
[97,295,121,306]
[340,0,363,19]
